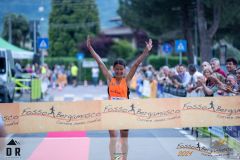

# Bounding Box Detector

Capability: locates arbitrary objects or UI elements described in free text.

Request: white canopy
[0,37,34,59]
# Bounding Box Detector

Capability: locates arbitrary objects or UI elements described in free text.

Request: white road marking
[185,134,196,141]
[179,130,188,135]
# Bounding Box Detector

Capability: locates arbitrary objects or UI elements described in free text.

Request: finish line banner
[1,96,240,134]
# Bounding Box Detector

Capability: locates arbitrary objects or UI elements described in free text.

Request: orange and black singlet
[108,77,130,100]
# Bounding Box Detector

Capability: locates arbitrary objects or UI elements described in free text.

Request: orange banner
[1,96,240,134]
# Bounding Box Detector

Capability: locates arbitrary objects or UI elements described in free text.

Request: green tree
[118,0,180,36]
[197,0,221,62]
[118,0,196,64]
[212,0,240,49]
[119,0,240,63]
[49,0,100,57]
[196,0,240,62]
[2,13,29,47]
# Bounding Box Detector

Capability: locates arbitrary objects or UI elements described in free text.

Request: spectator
[71,63,78,87]
[158,66,170,84]
[24,64,33,73]
[66,64,72,85]
[225,57,238,76]
[199,68,219,96]
[135,69,145,96]
[57,71,67,90]
[33,63,41,75]
[15,60,23,78]
[168,68,182,88]
[150,74,158,98]
[51,65,58,89]
[177,64,191,87]
[146,65,154,79]
[188,64,203,84]
[40,64,50,95]
[208,73,239,96]
[186,64,203,96]
[201,61,211,71]
[157,66,170,97]
[225,74,238,95]
[193,75,206,97]
[210,58,227,78]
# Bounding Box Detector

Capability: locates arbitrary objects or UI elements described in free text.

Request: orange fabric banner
[1,96,240,134]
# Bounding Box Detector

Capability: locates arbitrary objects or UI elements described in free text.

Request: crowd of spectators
[131,57,240,98]
[14,62,80,94]
[15,57,240,98]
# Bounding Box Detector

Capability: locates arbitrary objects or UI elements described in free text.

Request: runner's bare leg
[120,130,129,160]
[109,130,117,160]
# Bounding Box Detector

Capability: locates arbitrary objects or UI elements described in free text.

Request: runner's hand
[145,39,152,52]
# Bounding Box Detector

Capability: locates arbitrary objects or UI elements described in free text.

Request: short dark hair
[226,57,238,66]
[179,64,186,68]
[113,58,126,67]
[188,64,196,73]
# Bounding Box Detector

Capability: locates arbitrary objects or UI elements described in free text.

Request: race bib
[111,97,127,100]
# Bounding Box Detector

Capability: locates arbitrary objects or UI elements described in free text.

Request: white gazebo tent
[0,37,34,59]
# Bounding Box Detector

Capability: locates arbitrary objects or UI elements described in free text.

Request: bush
[147,55,189,69]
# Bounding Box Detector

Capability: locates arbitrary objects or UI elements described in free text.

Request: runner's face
[113,64,125,78]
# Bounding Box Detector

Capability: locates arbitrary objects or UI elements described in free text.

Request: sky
[96,0,119,30]
[0,0,119,36]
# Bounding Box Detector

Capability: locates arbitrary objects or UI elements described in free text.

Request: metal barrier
[163,85,187,97]
[14,78,31,91]
[14,75,42,101]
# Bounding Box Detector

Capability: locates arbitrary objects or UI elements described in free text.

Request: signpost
[37,38,49,64]
[175,40,187,64]
[37,38,49,49]
[162,43,172,65]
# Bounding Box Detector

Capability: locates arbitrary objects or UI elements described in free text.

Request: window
[0,57,6,74]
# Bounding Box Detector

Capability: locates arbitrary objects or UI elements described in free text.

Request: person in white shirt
[186,64,203,97]
[177,64,191,87]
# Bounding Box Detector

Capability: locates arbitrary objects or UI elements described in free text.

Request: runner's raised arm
[126,39,152,83]
[87,36,112,82]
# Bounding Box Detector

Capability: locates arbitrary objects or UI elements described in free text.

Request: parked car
[0,48,15,103]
